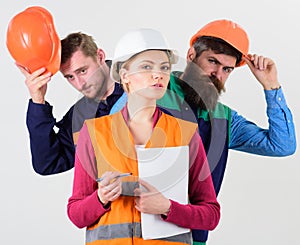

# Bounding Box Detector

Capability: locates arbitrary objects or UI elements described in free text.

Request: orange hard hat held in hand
[6,6,61,75]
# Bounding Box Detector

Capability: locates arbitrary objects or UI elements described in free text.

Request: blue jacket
[26,83,124,175]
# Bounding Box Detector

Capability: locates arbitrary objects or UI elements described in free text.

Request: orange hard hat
[6,6,61,74]
[189,19,249,67]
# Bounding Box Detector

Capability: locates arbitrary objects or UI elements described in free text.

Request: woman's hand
[134,179,171,216]
[97,171,122,206]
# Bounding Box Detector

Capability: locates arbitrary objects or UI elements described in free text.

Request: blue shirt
[229,88,296,155]
[110,86,296,156]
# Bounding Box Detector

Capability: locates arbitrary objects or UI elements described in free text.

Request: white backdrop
[0,0,299,244]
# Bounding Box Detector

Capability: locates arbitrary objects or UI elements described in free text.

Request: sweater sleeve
[163,131,220,231]
[67,123,110,229]
[26,99,75,175]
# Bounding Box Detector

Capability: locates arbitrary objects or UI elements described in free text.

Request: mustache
[179,62,221,110]
[211,76,225,94]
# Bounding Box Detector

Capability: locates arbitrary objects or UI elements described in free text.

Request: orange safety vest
[85,111,198,245]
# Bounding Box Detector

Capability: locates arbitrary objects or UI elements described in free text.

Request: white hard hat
[111,28,177,82]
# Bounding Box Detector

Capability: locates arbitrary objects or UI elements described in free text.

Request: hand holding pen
[96,172,132,182]
[97,172,132,206]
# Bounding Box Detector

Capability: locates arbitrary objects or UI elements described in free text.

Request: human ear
[96,48,106,64]
[187,47,196,61]
[119,68,129,84]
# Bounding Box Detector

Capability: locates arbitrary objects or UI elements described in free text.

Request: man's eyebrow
[74,66,87,73]
[208,56,221,64]
[210,57,234,70]
[63,66,88,78]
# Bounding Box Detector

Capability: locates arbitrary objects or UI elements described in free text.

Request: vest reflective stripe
[87,222,191,244]
[85,111,198,244]
[86,222,141,242]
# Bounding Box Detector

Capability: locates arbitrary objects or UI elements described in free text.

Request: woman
[67,28,220,245]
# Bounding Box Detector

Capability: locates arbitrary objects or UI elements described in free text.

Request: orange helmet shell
[6,6,61,74]
[190,19,249,67]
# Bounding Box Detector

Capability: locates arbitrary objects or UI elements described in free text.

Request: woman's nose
[151,70,163,80]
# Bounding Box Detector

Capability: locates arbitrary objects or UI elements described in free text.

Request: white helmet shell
[111,28,177,81]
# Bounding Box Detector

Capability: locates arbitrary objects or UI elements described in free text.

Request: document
[136,146,190,240]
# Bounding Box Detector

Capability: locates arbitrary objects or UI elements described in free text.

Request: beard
[84,66,111,102]
[178,61,224,111]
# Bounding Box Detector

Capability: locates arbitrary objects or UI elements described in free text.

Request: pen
[96,172,132,182]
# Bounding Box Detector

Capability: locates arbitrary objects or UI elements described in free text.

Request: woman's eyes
[161,65,170,71]
[140,64,170,71]
[141,65,152,70]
